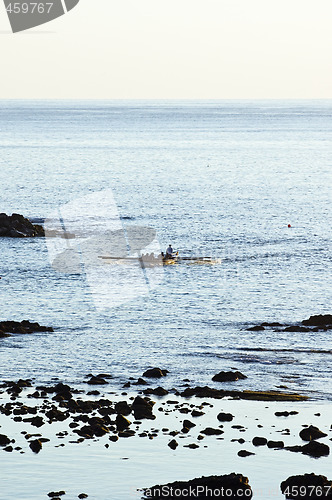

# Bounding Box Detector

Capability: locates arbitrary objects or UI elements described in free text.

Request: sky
[0,0,332,99]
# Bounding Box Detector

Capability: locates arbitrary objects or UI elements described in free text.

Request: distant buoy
[288,224,291,228]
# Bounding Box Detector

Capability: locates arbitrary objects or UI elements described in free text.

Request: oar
[98,256,137,260]
[178,257,213,261]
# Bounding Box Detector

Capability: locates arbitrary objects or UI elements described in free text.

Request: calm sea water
[0,100,331,400]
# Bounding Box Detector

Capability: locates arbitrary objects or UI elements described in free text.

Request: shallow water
[0,389,331,500]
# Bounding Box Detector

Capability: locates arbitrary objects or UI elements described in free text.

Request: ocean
[0,99,331,402]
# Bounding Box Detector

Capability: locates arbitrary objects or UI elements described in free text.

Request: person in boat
[166,245,174,258]
[165,245,179,260]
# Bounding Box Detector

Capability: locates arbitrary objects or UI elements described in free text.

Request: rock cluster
[0,321,53,338]
[246,314,332,333]
[142,473,252,499]
[281,473,332,499]
[0,213,44,237]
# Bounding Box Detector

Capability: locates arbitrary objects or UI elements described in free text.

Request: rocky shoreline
[0,314,331,498]
[0,372,331,499]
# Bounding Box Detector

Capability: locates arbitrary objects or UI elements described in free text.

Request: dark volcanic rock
[238,450,255,457]
[86,376,108,385]
[191,410,205,417]
[299,425,327,441]
[74,416,110,439]
[142,368,168,378]
[182,419,196,430]
[212,371,247,382]
[142,473,252,499]
[134,378,148,385]
[46,407,69,422]
[286,441,330,458]
[302,314,332,327]
[283,326,310,333]
[246,325,265,331]
[200,427,224,436]
[29,439,42,453]
[180,386,307,401]
[0,321,53,335]
[132,396,155,420]
[267,440,284,448]
[168,439,178,450]
[0,434,11,447]
[181,386,224,398]
[143,387,169,396]
[281,473,332,499]
[301,441,330,457]
[252,437,267,446]
[217,412,234,422]
[0,330,11,338]
[115,401,131,416]
[116,414,131,432]
[29,416,45,428]
[0,213,45,237]
[275,411,298,417]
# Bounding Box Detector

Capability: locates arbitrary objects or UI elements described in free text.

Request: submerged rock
[252,436,267,446]
[285,441,330,458]
[116,414,131,432]
[267,440,284,448]
[283,326,310,332]
[238,450,254,457]
[86,376,108,385]
[200,427,224,436]
[0,213,44,237]
[217,412,234,422]
[299,425,327,441]
[212,371,247,382]
[168,439,178,450]
[180,386,307,401]
[142,368,169,378]
[142,473,252,499]
[143,387,169,396]
[275,411,298,417]
[0,330,11,338]
[0,434,11,447]
[29,439,42,453]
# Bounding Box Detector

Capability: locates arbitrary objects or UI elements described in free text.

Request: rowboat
[98,255,220,266]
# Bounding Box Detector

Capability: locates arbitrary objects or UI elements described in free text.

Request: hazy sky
[1,0,332,99]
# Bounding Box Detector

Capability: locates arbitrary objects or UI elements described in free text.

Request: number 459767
[6,3,53,14]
